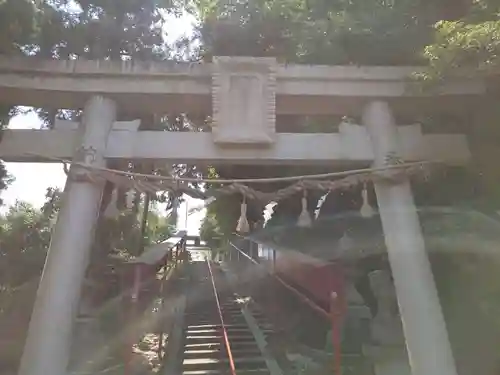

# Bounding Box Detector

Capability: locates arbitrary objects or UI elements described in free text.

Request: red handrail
[274,274,329,319]
[206,259,237,375]
[230,242,329,318]
[230,240,343,373]
[330,292,342,375]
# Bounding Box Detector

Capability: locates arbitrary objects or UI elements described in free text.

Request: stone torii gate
[0,56,483,375]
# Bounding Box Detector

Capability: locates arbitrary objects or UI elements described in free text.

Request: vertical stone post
[18,96,117,375]
[362,101,457,375]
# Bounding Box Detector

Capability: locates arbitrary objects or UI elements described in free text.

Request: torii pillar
[18,96,116,375]
[363,101,458,375]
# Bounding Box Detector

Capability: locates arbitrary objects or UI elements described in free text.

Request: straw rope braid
[67,161,434,203]
[26,152,434,202]
[27,152,434,184]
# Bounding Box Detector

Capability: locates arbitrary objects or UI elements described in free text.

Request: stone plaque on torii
[0,56,483,375]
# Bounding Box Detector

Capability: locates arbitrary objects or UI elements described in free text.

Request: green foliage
[0,202,52,286]
[0,189,173,289]
[195,0,447,65]
[418,0,500,81]
[0,0,177,203]
[194,0,468,235]
[419,19,500,83]
[199,211,223,249]
[199,193,243,245]
[0,0,191,292]
[0,188,60,288]
[0,0,170,61]
[0,189,172,371]
[0,0,38,55]
[415,2,500,214]
[0,0,186,369]
[146,203,177,244]
[92,200,175,269]
[26,0,166,60]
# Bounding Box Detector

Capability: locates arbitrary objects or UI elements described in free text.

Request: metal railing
[228,235,343,375]
[206,259,237,375]
[122,237,188,375]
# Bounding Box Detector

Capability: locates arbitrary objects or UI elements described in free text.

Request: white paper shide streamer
[236,199,250,233]
[360,184,375,218]
[297,191,313,228]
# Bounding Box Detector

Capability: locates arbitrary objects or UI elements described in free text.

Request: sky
[0,11,207,235]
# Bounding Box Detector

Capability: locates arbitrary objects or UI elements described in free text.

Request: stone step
[183,369,270,375]
[185,335,256,343]
[182,358,229,372]
[184,341,259,350]
[187,329,252,335]
[188,322,247,327]
[183,357,268,371]
[187,327,265,334]
[184,347,262,359]
[184,342,222,349]
[184,347,261,355]
[187,324,251,329]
